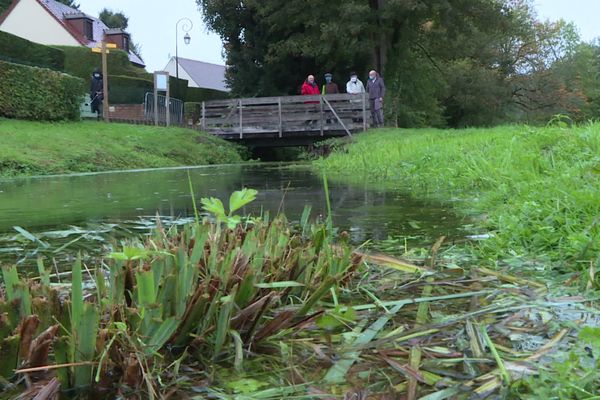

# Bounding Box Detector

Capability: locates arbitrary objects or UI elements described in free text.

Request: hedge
[0,0,11,14]
[58,46,147,81]
[0,31,65,71]
[0,60,85,120]
[108,75,152,104]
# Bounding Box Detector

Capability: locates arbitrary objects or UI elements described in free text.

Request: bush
[0,61,85,120]
[58,46,147,80]
[186,86,229,102]
[0,0,11,14]
[0,31,65,71]
[108,75,152,104]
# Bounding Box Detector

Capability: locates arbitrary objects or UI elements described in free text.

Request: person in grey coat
[366,70,385,127]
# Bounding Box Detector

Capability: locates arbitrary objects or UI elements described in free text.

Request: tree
[98,9,143,59]
[99,8,129,30]
[197,0,596,127]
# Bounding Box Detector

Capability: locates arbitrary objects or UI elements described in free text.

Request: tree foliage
[198,0,597,127]
[99,8,129,30]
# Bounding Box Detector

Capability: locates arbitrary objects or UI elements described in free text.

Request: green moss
[0,120,245,177]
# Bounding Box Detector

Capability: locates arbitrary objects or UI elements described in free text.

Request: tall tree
[99,8,129,30]
[198,0,593,126]
[98,9,143,59]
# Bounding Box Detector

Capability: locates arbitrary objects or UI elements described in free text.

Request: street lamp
[175,18,193,94]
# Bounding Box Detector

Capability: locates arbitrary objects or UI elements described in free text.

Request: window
[83,19,93,40]
[123,35,129,52]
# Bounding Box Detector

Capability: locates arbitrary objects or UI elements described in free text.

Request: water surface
[0,164,466,264]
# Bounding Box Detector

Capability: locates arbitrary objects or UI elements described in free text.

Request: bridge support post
[319,96,324,136]
[278,97,282,138]
[238,99,243,139]
[362,93,367,131]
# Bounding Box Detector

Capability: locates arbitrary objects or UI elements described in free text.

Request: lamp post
[175,18,193,93]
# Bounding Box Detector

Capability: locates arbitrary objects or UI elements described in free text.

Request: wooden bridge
[195,93,369,146]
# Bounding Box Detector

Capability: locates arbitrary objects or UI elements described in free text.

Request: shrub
[107,75,152,104]
[58,45,147,80]
[0,61,85,120]
[0,31,65,70]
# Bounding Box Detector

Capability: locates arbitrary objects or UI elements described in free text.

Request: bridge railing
[198,93,369,139]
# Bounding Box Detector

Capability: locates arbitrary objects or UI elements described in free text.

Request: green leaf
[228,188,258,214]
[254,281,305,289]
[201,197,226,219]
[145,317,179,355]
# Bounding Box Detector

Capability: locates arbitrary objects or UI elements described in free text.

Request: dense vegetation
[316,124,600,275]
[0,61,84,121]
[0,120,244,177]
[0,31,65,71]
[3,190,591,399]
[199,0,599,127]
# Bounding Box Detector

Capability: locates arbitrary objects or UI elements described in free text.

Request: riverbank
[316,125,600,276]
[0,119,245,177]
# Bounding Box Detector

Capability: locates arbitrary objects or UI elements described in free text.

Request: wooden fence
[198,93,369,139]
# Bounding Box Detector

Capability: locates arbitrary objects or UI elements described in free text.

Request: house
[0,0,144,67]
[164,57,229,92]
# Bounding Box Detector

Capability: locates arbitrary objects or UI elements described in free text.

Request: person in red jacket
[301,75,320,104]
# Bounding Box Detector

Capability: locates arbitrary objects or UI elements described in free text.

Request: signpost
[153,71,170,126]
[91,42,117,121]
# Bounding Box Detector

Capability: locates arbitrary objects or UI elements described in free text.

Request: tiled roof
[38,0,144,66]
[176,57,229,92]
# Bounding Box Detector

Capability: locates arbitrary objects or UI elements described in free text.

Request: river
[0,163,466,267]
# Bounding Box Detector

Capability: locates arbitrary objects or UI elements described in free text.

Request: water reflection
[0,164,465,263]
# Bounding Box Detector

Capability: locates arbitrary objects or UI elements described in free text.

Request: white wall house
[164,57,229,92]
[0,0,144,67]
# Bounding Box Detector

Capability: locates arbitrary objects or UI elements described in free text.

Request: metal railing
[144,92,184,125]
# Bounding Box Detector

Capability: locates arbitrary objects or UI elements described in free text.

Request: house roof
[5,0,144,66]
[176,57,229,92]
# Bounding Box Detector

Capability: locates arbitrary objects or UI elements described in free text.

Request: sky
[75,0,600,73]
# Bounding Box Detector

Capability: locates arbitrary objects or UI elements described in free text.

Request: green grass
[0,119,245,177]
[316,125,600,272]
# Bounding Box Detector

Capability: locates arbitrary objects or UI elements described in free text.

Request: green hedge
[0,0,11,14]
[58,46,147,80]
[0,61,85,120]
[0,31,65,70]
[186,87,229,102]
[108,75,152,104]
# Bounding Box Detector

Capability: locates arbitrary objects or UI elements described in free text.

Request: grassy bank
[316,125,600,274]
[0,119,245,177]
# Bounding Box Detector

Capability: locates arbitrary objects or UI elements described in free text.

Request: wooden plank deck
[197,93,369,141]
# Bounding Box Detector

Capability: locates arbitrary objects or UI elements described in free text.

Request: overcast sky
[75,0,600,73]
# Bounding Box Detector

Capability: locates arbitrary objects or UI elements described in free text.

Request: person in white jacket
[346,71,365,94]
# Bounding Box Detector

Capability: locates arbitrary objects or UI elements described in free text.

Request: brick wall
[108,104,146,121]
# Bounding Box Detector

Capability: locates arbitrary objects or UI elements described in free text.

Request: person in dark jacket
[90,68,104,119]
[322,73,339,94]
[366,70,386,127]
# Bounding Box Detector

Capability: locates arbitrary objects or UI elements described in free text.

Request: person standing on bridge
[346,72,365,95]
[301,75,320,99]
[366,70,386,128]
[322,73,339,95]
[301,74,320,125]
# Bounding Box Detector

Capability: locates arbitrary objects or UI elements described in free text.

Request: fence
[144,92,184,125]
